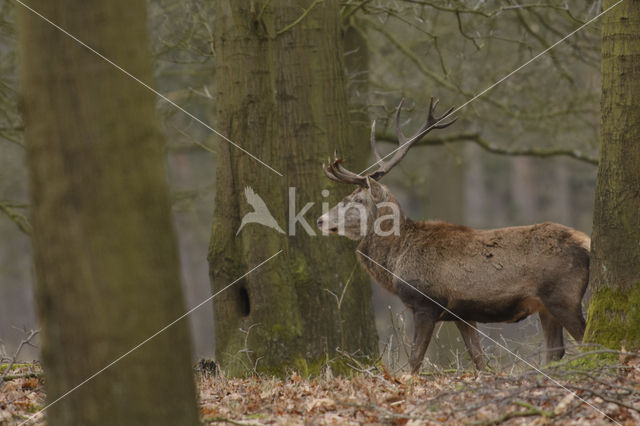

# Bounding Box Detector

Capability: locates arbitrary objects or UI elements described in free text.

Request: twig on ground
[482,400,555,425]
[0,329,39,389]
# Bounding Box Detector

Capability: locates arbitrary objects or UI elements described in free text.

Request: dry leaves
[2,354,640,425]
[0,363,45,425]
[197,356,640,425]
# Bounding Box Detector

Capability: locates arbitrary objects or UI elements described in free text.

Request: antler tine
[433,113,457,129]
[323,163,343,183]
[363,98,412,179]
[370,120,384,167]
[322,97,457,184]
[370,97,457,180]
[393,98,409,146]
[335,161,367,183]
[324,156,353,184]
[428,97,457,129]
[431,97,438,111]
[332,151,367,181]
[330,161,367,186]
[401,97,457,146]
[322,153,367,186]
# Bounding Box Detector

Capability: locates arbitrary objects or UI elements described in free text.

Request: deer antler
[323,152,367,186]
[323,97,456,185]
[369,97,456,180]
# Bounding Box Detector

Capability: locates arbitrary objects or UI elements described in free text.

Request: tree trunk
[210,0,378,376]
[17,1,200,424]
[585,0,640,350]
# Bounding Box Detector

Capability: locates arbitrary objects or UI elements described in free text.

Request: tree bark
[210,0,378,376]
[17,1,200,424]
[585,0,640,350]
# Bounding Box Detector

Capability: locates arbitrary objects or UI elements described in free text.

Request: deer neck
[355,203,412,294]
[357,213,411,254]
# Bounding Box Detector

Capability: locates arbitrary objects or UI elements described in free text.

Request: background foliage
[1,0,601,368]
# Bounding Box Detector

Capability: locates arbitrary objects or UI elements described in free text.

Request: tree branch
[375,131,598,165]
[365,20,543,119]
[0,130,24,147]
[388,0,585,23]
[361,7,597,121]
[0,329,39,389]
[0,201,32,235]
[455,10,481,50]
[484,400,555,425]
[276,0,323,36]
[342,0,374,21]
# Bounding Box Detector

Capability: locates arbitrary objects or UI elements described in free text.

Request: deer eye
[354,198,363,204]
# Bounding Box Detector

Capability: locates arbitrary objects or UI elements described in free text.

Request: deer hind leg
[410,310,438,374]
[541,297,586,344]
[539,309,565,363]
[455,321,485,370]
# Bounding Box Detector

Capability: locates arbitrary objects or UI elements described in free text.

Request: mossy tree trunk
[210,0,378,376]
[17,1,200,424]
[585,0,640,351]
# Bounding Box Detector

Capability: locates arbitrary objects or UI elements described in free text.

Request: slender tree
[17,1,199,424]
[210,0,378,376]
[585,0,640,350]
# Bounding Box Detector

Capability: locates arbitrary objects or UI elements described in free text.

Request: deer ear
[366,176,387,201]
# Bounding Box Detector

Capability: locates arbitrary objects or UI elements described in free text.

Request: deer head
[317,98,456,240]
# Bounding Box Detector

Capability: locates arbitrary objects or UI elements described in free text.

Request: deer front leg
[396,280,441,374]
[410,310,438,374]
[455,320,485,370]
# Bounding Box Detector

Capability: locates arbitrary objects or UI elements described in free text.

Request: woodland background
[1,0,639,424]
[0,0,600,365]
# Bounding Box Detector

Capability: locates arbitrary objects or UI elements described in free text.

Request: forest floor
[1,351,639,425]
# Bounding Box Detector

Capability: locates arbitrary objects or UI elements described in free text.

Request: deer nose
[316,218,324,229]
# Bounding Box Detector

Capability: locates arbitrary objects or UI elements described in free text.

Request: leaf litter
[2,353,639,425]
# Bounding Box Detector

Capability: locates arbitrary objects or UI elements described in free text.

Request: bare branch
[384,0,586,23]
[455,10,481,51]
[0,201,32,235]
[514,7,575,84]
[484,400,555,425]
[276,0,323,36]
[375,131,598,165]
[342,0,375,21]
[0,329,39,388]
[0,129,24,147]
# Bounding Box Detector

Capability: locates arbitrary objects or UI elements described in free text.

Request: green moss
[561,352,617,371]
[0,363,32,373]
[245,413,268,420]
[289,356,368,377]
[266,323,301,342]
[585,282,640,350]
[290,254,309,282]
[293,358,311,377]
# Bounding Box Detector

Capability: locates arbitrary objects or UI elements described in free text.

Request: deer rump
[366,221,590,325]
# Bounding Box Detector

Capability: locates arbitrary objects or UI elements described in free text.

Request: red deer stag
[317,98,590,373]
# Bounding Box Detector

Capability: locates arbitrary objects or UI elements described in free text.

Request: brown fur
[351,184,590,373]
[320,99,589,373]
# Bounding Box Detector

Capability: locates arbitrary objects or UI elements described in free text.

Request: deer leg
[542,302,586,344]
[455,321,485,370]
[539,309,565,363]
[410,310,437,374]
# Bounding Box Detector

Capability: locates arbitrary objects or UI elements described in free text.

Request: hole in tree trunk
[237,285,250,317]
